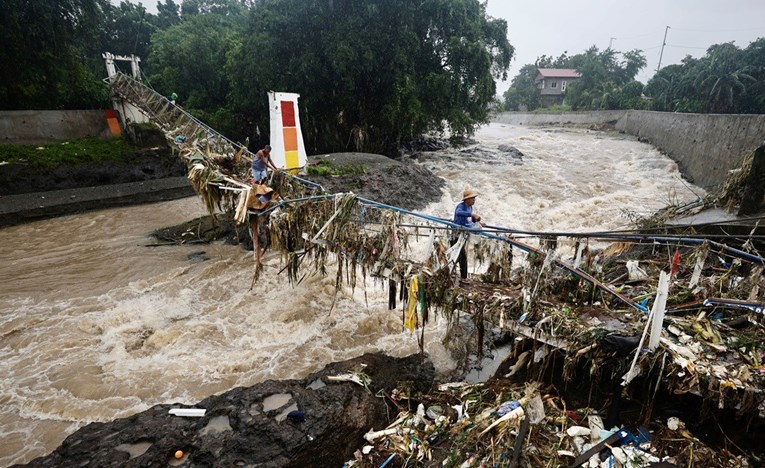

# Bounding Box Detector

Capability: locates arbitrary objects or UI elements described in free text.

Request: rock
[497,144,524,160]
[17,353,435,468]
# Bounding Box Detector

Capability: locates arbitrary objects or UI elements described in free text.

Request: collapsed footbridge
[105,70,765,411]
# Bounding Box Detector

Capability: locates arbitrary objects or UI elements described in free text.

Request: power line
[612,30,667,41]
[665,44,711,50]
[671,26,765,33]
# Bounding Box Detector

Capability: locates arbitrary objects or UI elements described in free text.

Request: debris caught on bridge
[108,70,765,463]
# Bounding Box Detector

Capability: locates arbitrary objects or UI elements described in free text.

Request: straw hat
[462,188,478,201]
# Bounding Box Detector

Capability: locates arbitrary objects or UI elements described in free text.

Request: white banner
[268,91,308,171]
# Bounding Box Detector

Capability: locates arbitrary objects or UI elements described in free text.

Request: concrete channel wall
[0,110,112,145]
[494,110,765,190]
[615,110,765,190]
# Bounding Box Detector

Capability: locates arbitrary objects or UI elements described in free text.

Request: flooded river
[0,123,702,465]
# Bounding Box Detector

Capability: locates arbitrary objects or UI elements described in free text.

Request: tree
[644,64,685,111]
[536,52,571,69]
[738,38,765,113]
[156,0,181,29]
[503,64,540,111]
[180,0,247,18]
[565,46,646,110]
[696,42,754,113]
[148,10,245,114]
[100,1,157,60]
[228,0,513,155]
[0,0,109,109]
[644,40,765,114]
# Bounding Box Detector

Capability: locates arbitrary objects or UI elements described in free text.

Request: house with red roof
[535,68,581,106]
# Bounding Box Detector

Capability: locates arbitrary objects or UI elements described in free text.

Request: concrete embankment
[0,110,114,145]
[494,110,765,191]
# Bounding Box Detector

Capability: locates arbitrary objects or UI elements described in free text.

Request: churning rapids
[0,123,703,465]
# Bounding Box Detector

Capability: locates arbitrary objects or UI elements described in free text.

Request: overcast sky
[487,0,765,92]
[130,0,765,94]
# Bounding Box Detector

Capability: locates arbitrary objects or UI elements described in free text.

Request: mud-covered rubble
[16,354,435,468]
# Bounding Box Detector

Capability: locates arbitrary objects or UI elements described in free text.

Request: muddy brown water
[0,124,703,465]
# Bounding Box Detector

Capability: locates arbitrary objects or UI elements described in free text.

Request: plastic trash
[525,395,546,424]
[587,414,604,441]
[626,260,647,281]
[286,410,305,423]
[566,425,591,437]
[426,405,443,420]
[497,400,520,416]
[426,432,444,446]
[169,408,206,417]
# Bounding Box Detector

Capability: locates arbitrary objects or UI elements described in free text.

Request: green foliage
[0,0,109,110]
[505,47,647,111]
[532,104,572,113]
[147,10,246,110]
[565,46,646,110]
[156,0,182,29]
[2,0,512,154]
[645,39,765,114]
[503,64,541,111]
[0,138,133,168]
[229,0,512,155]
[306,160,366,177]
[100,1,157,59]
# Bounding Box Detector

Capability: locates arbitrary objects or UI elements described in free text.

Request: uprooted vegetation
[119,65,764,464]
[154,131,764,464]
[244,170,764,466]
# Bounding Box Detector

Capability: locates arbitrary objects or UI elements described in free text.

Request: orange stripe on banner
[285,150,299,170]
[106,117,121,136]
[283,127,298,151]
[280,101,296,127]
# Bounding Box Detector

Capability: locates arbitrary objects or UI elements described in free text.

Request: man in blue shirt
[452,188,484,279]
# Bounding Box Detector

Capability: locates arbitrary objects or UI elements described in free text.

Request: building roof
[536,68,581,79]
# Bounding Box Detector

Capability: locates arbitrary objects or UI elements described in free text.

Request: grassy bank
[0,138,135,169]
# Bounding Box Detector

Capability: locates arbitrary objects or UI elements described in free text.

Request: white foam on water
[0,124,703,465]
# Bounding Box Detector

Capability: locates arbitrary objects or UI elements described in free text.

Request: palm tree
[696,43,755,113]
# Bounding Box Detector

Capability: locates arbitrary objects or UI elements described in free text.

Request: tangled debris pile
[341,379,751,467]
[110,71,764,464]
[248,183,765,466]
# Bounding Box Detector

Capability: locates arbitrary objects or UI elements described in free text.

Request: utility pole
[657,26,670,72]
[609,37,616,49]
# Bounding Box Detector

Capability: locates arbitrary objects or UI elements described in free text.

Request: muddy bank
[307,152,445,211]
[0,125,184,196]
[16,353,435,467]
[0,149,186,196]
